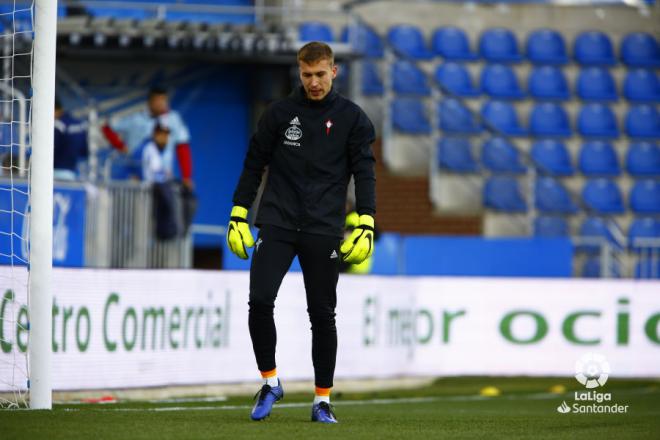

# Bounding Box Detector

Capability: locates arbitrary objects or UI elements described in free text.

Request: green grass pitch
[2,377,659,439]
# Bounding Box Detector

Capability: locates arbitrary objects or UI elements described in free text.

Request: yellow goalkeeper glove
[340,214,375,264]
[226,206,255,260]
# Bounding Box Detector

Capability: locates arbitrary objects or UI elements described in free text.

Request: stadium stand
[48,1,660,278]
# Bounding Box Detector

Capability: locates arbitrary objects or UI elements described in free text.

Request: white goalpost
[0,0,56,409]
[28,0,57,410]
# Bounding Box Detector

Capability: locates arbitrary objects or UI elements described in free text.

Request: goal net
[0,0,55,409]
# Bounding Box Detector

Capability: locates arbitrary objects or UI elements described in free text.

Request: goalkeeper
[227,41,376,424]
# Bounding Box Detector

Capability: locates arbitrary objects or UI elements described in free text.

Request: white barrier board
[1,268,658,390]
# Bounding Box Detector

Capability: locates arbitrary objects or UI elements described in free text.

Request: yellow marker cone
[549,384,566,394]
[479,386,501,397]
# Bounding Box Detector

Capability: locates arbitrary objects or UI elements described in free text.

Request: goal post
[28,0,57,410]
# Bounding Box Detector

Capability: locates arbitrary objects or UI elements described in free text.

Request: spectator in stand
[139,121,171,184]
[102,86,194,189]
[54,98,89,181]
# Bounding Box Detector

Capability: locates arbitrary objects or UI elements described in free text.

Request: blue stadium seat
[578,216,621,253]
[361,61,384,96]
[435,62,480,97]
[531,139,574,176]
[387,25,434,60]
[392,98,431,134]
[525,28,568,65]
[577,104,619,139]
[621,32,660,68]
[481,137,526,173]
[576,67,617,102]
[534,216,570,237]
[371,233,402,275]
[578,141,620,177]
[630,179,660,214]
[623,69,660,103]
[626,141,660,176]
[628,217,660,251]
[535,177,578,214]
[438,137,479,173]
[625,105,660,139]
[528,66,570,101]
[478,28,522,63]
[581,255,621,278]
[582,257,602,278]
[438,99,481,134]
[483,176,527,212]
[635,259,660,279]
[392,60,430,96]
[432,26,478,61]
[582,178,625,214]
[529,102,571,137]
[481,100,526,136]
[573,31,616,66]
[299,21,334,42]
[480,64,525,99]
[341,25,384,58]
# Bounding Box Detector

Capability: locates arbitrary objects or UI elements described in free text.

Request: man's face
[299,59,337,101]
[148,94,169,116]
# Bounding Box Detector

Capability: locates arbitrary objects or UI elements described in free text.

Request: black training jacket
[232,86,376,238]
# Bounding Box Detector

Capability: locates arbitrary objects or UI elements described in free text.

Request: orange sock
[314,386,331,403]
[261,368,278,386]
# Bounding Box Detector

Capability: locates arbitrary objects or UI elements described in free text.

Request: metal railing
[86,181,192,268]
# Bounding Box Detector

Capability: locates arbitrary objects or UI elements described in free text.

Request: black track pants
[248,224,340,388]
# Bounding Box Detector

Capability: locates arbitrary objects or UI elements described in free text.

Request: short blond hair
[297,41,334,65]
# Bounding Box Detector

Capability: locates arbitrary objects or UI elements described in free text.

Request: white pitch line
[60,394,540,412]
[59,387,657,413]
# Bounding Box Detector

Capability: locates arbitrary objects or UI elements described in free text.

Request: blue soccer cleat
[311,401,338,423]
[250,380,284,421]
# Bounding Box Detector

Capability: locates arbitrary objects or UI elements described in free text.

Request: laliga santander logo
[575,352,610,389]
